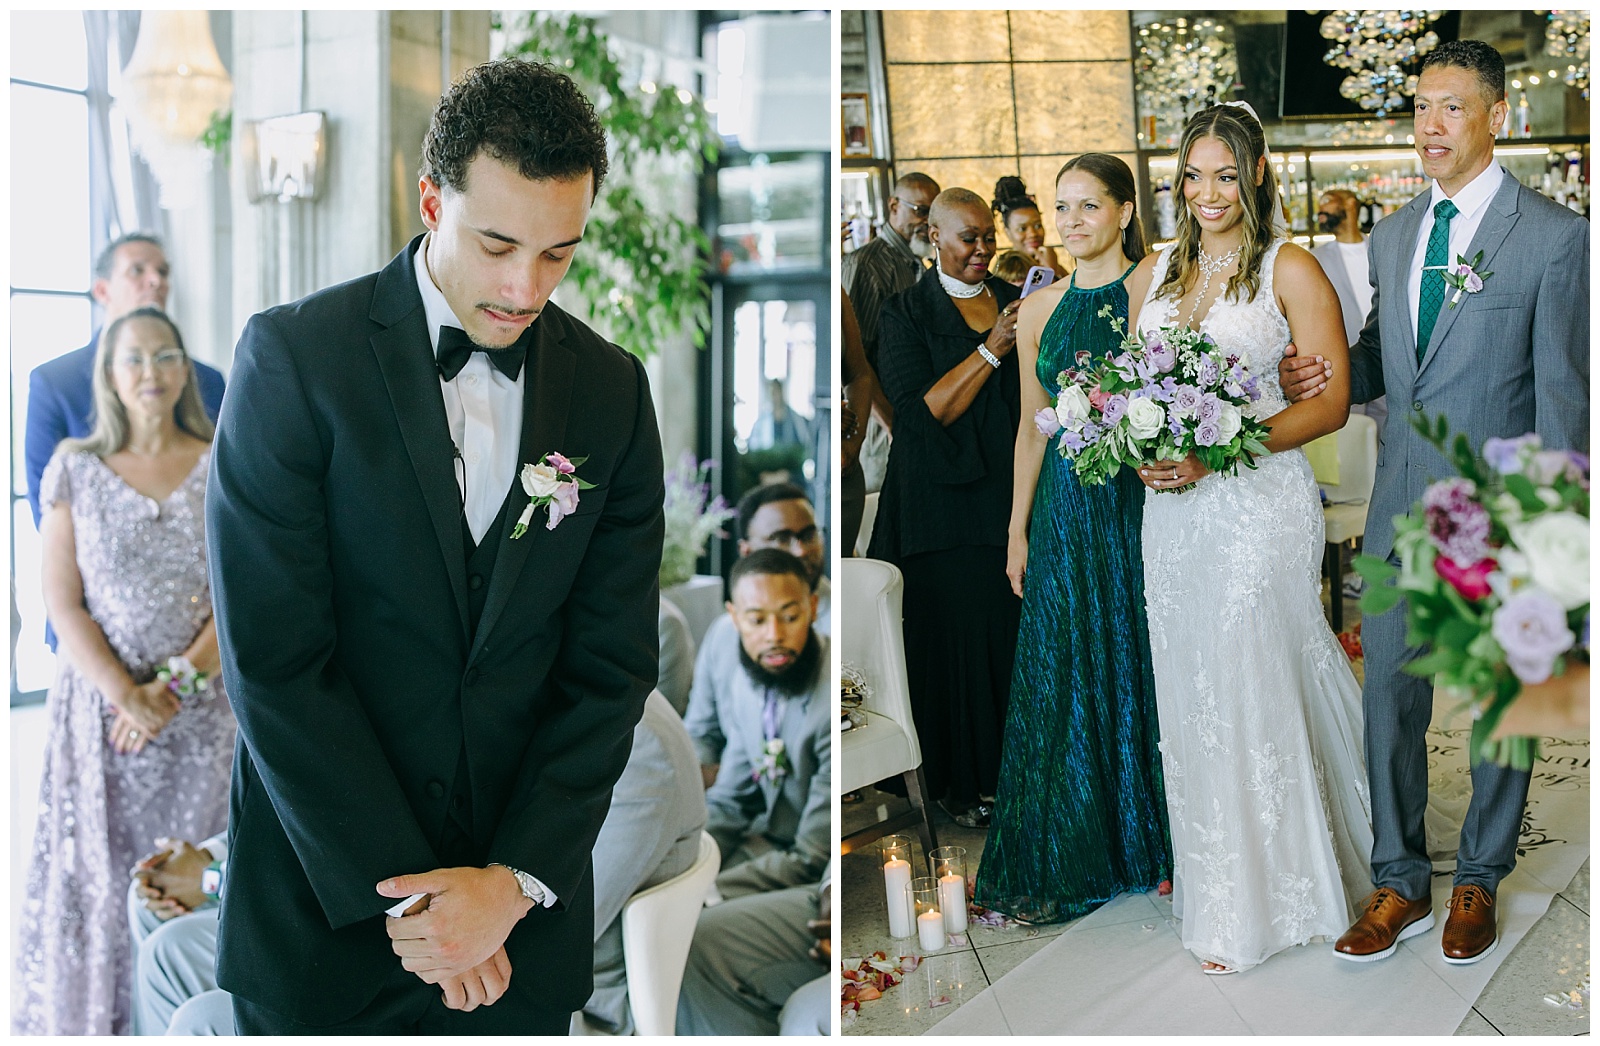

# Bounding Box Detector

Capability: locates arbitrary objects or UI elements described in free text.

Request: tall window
[11,12,94,703]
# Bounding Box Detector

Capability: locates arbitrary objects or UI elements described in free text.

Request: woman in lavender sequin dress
[13,308,234,1035]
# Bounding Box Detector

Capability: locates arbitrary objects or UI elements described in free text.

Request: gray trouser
[133,906,220,1036]
[1362,591,1530,899]
[676,884,823,1035]
[167,990,235,1035]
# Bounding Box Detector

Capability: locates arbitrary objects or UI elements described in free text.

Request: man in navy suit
[25,232,226,526]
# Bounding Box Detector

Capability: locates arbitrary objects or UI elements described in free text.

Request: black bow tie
[436,324,530,383]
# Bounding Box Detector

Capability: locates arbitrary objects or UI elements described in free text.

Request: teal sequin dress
[973,268,1173,923]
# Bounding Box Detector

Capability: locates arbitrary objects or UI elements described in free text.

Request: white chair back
[1318,412,1378,502]
[855,490,880,556]
[839,558,921,791]
[619,830,721,1036]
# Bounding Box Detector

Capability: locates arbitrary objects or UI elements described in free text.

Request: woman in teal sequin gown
[975,155,1173,923]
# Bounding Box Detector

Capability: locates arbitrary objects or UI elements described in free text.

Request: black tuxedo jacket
[206,236,664,1024]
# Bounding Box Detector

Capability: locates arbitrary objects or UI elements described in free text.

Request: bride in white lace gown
[1123,104,1374,973]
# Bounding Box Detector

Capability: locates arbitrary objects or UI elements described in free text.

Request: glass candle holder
[930,845,969,934]
[881,835,916,939]
[911,876,946,952]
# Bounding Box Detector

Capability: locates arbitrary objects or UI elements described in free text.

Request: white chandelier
[1134,18,1238,147]
[1545,10,1590,98]
[116,11,233,209]
[1320,10,1443,116]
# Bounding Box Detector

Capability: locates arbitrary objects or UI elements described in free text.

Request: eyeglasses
[893,197,931,218]
[113,350,187,373]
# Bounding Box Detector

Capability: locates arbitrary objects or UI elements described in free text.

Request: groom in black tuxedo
[206,60,664,1032]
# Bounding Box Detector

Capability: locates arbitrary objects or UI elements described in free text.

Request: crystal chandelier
[1134,18,1239,147]
[1320,10,1443,116]
[116,11,233,209]
[1545,10,1590,98]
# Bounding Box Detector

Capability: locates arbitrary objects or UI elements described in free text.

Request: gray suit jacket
[1312,239,1369,346]
[1350,169,1588,563]
[585,690,707,1033]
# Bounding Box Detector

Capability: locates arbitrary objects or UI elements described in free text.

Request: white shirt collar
[1428,162,1504,222]
[412,234,463,354]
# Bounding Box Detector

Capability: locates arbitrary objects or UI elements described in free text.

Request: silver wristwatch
[494,863,545,907]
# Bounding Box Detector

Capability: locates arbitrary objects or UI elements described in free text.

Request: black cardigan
[867,265,1022,561]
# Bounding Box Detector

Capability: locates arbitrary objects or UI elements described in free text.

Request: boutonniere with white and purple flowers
[752,737,792,784]
[1427,250,1494,309]
[512,451,595,538]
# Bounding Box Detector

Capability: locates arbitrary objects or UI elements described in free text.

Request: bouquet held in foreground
[1033,305,1271,492]
[1355,416,1589,768]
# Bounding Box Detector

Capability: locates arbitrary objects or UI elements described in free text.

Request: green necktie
[1416,198,1459,361]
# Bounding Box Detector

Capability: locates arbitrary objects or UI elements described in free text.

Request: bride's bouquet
[1032,305,1271,491]
[1355,416,1589,768]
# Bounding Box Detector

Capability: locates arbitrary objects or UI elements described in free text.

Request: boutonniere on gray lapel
[1427,250,1493,309]
[512,451,596,538]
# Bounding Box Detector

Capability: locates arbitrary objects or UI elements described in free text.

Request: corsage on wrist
[156,656,211,700]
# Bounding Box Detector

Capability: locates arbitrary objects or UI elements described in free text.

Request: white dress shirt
[412,236,525,544]
[408,238,557,910]
[1406,163,1505,326]
[1336,239,1374,322]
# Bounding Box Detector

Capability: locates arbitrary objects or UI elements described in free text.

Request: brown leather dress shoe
[1441,884,1498,964]
[1334,887,1434,962]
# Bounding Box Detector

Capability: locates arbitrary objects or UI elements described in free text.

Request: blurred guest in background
[993,176,1069,280]
[843,171,939,372]
[840,289,878,554]
[1312,188,1388,441]
[15,308,234,1035]
[868,188,1023,828]
[990,248,1034,287]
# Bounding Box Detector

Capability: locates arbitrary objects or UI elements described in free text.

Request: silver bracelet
[977,343,1001,368]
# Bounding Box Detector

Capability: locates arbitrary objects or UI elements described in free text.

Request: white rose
[521,462,561,498]
[1125,396,1166,440]
[1510,511,1589,609]
[1055,386,1092,432]
[1215,402,1242,444]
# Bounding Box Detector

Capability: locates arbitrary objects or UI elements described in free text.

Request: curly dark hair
[1421,39,1506,107]
[991,175,1039,225]
[420,58,609,196]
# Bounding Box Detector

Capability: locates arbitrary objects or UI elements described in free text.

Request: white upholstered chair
[1317,411,1378,633]
[839,557,937,864]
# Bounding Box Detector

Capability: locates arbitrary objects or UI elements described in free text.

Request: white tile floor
[842,795,1589,1036]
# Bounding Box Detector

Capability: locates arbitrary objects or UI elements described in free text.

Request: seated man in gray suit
[128,691,706,1035]
[703,549,831,900]
[1282,38,1587,967]
[676,857,831,1036]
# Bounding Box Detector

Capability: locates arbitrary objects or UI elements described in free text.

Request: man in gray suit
[1283,39,1588,966]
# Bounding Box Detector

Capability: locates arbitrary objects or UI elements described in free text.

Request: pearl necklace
[1184,246,1240,327]
[938,267,989,299]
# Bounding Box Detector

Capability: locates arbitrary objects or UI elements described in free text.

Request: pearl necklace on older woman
[938,267,989,299]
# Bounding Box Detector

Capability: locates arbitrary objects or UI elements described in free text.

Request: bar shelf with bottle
[1138,136,1588,248]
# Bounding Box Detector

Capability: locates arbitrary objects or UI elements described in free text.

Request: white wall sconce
[243,111,326,203]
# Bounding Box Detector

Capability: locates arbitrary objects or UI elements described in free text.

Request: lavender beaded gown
[13,449,235,1036]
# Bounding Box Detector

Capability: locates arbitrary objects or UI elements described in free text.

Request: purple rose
[1145,339,1176,374]
[1101,394,1129,425]
[1421,478,1492,564]
[1195,393,1223,425]
[546,480,581,530]
[1171,385,1202,417]
[1491,588,1577,684]
[1195,419,1223,446]
[1483,434,1541,474]
[546,451,577,475]
[1197,355,1221,388]
[1035,407,1062,438]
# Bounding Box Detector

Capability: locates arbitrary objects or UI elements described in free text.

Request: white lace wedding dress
[1136,239,1374,971]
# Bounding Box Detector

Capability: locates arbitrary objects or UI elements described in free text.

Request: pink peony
[1434,555,1495,601]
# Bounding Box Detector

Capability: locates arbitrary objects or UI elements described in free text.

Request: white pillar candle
[939,873,968,933]
[918,909,946,952]
[883,858,914,938]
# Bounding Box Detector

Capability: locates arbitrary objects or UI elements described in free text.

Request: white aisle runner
[928,702,1589,1036]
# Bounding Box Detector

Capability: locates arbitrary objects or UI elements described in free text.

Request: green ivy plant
[200,110,231,163]
[498,11,719,360]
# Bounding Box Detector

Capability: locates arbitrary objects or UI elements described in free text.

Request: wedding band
[130,730,140,739]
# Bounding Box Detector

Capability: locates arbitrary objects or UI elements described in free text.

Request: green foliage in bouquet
[1354,413,1590,769]
[498,12,718,360]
